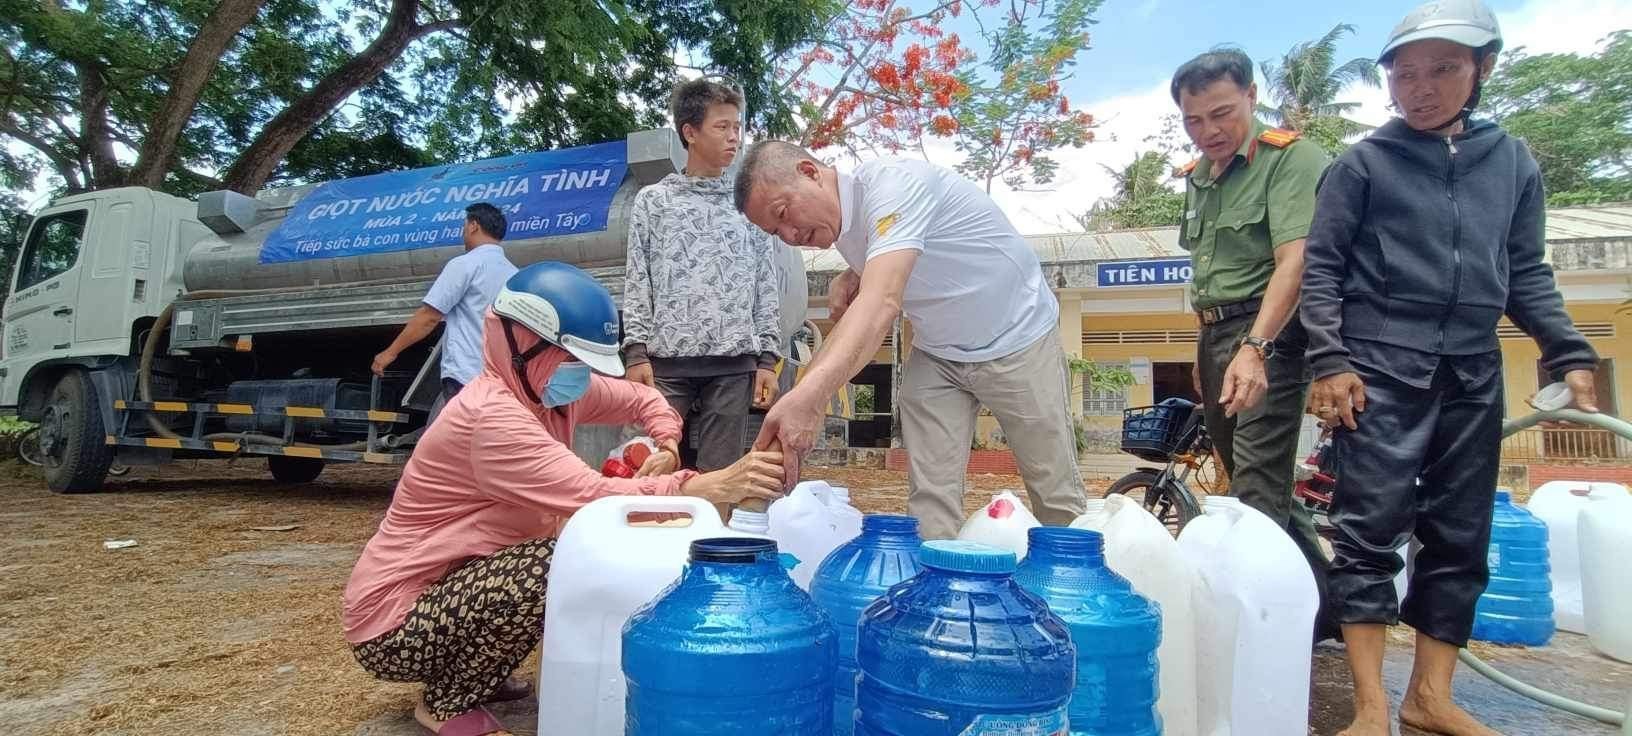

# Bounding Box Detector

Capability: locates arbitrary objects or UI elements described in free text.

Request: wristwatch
[1240,335,1275,359]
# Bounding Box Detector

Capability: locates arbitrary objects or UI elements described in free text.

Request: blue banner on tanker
[258,141,628,264]
[1096,257,1194,288]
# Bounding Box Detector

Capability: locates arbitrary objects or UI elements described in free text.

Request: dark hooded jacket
[1300,117,1597,382]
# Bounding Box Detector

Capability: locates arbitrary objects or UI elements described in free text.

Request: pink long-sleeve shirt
[342,311,696,644]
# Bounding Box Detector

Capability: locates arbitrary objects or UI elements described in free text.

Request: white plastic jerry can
[1179,498,1318,736]
[1074,495,1200,736]
[1580,487,1632,663]
[1532,481,1627,633]
[768,481,862,589]
[958,490,1041,560]
[537,495,749,736]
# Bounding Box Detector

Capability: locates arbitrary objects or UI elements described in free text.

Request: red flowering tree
[769,0,1100,192]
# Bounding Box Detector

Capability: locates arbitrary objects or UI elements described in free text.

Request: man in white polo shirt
[735,141,1083,539]
[372,203,519,422]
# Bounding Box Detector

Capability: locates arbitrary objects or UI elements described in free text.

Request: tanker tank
[183,129,689,293]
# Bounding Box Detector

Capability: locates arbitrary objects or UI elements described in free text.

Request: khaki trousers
[901,328,1087,540]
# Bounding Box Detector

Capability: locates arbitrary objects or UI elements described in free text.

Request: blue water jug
[811,514,924,735]
[1472,490,1554,646]
[623,537,838,735]
[856,540,1075,735]
[1016,527,1162,736]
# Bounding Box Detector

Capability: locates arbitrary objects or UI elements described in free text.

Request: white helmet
[1380,0,1504,64]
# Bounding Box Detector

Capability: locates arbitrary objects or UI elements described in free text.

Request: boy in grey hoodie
[622,80,783,474]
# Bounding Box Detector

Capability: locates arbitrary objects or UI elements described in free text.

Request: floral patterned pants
[353,538,555,719]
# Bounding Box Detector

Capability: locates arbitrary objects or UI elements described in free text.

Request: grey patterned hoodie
[622,172,782,375]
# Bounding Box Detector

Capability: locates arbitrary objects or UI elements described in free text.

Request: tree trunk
[128,0,268,188]
[76,61,121,188]
[220,0,457,193]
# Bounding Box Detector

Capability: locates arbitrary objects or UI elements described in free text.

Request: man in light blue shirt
[372,203,519,420]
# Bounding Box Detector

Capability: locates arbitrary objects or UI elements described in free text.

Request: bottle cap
[691,537,778,564]
[919,540,1017,574]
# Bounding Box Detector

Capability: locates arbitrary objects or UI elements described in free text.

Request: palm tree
[1074,151,1185,231]
[1257,23,1381,138]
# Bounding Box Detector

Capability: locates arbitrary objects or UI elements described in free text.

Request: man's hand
[371,350,397,377]
[683,449,786,505]
[1309,371,1367,430]
[752,390,823,490]
[828,269,861,322]
[1191,362,1203,398]
[753,369,779,409]
[626,362,655,387]
[1218,346,1268,417]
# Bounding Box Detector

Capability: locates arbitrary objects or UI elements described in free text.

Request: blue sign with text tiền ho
[258,141,628,264]
[1096,258,1194,288]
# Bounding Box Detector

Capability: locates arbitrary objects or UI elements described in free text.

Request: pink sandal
[434,707,506,736]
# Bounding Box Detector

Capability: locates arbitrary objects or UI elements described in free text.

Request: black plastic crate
[1120,401,1197,462]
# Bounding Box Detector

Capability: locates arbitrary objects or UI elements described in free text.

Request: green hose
[1457,649,1624,725]
[1456,408,1632,726]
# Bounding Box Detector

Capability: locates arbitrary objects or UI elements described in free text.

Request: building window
[1082,361,1130,416]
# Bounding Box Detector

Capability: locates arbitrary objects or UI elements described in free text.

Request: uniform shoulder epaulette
[1258,128,1301,148]
[1173,159,1199,179]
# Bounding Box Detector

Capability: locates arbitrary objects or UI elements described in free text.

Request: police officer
[1170,47,1335,641]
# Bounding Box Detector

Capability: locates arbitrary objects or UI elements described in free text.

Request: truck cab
[2,189,209,482]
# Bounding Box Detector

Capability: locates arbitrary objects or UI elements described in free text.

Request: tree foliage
[1256,23,1380,154]
[772,0,1100,192]
[0,0,831,199]
[1073,150,1184,231]
[1485,31,1632,206]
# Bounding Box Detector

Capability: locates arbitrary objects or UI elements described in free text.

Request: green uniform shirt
[1179,121,1328,310]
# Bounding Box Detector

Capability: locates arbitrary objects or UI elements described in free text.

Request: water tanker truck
[0,129,810,492]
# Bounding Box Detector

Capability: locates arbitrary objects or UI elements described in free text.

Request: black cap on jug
[690,537,779,563]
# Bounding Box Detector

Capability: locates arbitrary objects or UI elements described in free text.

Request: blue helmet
[492,262,624,380]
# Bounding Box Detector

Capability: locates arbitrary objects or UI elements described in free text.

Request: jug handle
[571,495,725,532]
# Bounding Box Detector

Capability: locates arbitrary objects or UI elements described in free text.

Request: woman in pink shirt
[343,263,783,736]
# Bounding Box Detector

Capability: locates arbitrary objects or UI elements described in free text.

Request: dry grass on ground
[0,460,1104,735]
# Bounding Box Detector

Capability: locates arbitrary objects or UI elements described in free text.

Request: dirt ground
[1,459,1627,735]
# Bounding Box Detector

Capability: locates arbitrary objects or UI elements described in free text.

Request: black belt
[1197,297,1262,326]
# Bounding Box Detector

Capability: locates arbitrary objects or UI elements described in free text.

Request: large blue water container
[811,514,924,736]
[623,537,838,735]
[856,540,1075,735]
[1472,490,1554,646]
[1015,527,1162,736]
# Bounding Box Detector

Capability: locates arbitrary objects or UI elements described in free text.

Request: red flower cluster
[936,35,964,70]
[930,115,959,135]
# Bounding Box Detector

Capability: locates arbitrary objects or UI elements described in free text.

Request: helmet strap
[502,318,551,405]
[1427,47,1489,134]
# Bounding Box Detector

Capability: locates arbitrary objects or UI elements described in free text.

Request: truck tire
[40,370,115,493]
[268,455,325,483]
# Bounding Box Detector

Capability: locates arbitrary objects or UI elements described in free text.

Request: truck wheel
[40,370,115,493]
[268,455,325,483]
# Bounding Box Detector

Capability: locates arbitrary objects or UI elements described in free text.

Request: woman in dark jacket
[1299,2,1600,734]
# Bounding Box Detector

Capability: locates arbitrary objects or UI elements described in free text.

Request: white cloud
[959,0,1632,234]
[1498,0,1632,56]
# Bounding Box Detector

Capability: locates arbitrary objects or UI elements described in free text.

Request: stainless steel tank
[183,129,689,292]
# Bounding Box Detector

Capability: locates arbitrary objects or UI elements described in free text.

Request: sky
[918,0,1632,233]
[10,0,1630,227]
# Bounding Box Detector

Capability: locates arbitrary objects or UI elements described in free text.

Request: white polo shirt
[832,158,1058,362]
[423,243,518,384]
